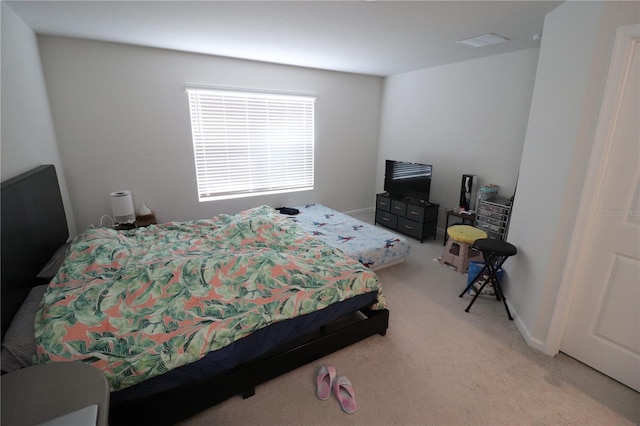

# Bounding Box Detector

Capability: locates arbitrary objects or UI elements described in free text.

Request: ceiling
[6,0,563,77]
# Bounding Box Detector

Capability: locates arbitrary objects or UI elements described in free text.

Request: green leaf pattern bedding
[34,206,385,391]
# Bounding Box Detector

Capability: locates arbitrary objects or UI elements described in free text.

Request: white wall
[37,36,383,232]
[507,1,640,349]
[0,3,76,236]
[377,48,539,230]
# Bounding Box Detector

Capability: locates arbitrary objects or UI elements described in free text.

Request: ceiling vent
[458,33,509,47]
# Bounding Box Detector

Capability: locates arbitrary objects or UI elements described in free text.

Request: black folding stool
[459,238,517,320]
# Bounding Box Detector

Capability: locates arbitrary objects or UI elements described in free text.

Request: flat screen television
[384,160,432,201]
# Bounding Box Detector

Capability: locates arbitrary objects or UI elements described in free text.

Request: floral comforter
[34,206,384,391]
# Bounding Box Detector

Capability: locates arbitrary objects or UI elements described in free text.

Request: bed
[1,165,390,425]
[288,203,410,270]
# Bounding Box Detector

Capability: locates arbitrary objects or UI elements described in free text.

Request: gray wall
[38,36,383,232]
[376,48,539,231]
[1,3,76,236]
[507,1,640,350]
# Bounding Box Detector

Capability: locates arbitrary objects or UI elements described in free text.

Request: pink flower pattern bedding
[34,206,384,391]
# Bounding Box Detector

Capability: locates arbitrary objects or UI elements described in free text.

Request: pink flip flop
[333,375,357,414]
[316,365,336,400]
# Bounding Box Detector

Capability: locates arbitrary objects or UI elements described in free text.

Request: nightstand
[114,213,157,230]
[1,362,110,426]
[134,213,157,227]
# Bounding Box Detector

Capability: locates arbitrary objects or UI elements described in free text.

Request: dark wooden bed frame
[1,165,389,425]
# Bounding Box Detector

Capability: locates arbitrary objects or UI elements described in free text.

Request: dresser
[375,193,439,242]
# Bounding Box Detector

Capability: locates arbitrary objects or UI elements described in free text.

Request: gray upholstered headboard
[1,165,69,339]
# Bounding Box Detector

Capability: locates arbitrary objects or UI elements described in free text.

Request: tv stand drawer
[375,210,398,229]
[405,205,425,222]
[390,200,407,216]
[375,193,439,243]
[376,194,391,212]
[397,217,423,240]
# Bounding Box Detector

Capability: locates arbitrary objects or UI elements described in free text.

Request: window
[186,87,315,201]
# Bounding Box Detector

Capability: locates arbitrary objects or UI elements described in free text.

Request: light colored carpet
[181,212,639,426]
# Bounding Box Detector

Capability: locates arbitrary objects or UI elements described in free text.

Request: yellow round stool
[439,225,487,274]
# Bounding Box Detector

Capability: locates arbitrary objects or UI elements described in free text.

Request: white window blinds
[186,88,315,201]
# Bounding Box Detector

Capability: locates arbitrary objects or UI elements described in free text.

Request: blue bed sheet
[289,204,410,270]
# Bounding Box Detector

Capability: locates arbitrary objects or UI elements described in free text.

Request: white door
[560,25,640,391]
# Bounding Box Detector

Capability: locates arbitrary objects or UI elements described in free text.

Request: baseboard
[343,206,375,216]
[511,308,548,353]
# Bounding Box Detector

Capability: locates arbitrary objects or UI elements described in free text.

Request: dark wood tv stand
[375,193,439,243]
